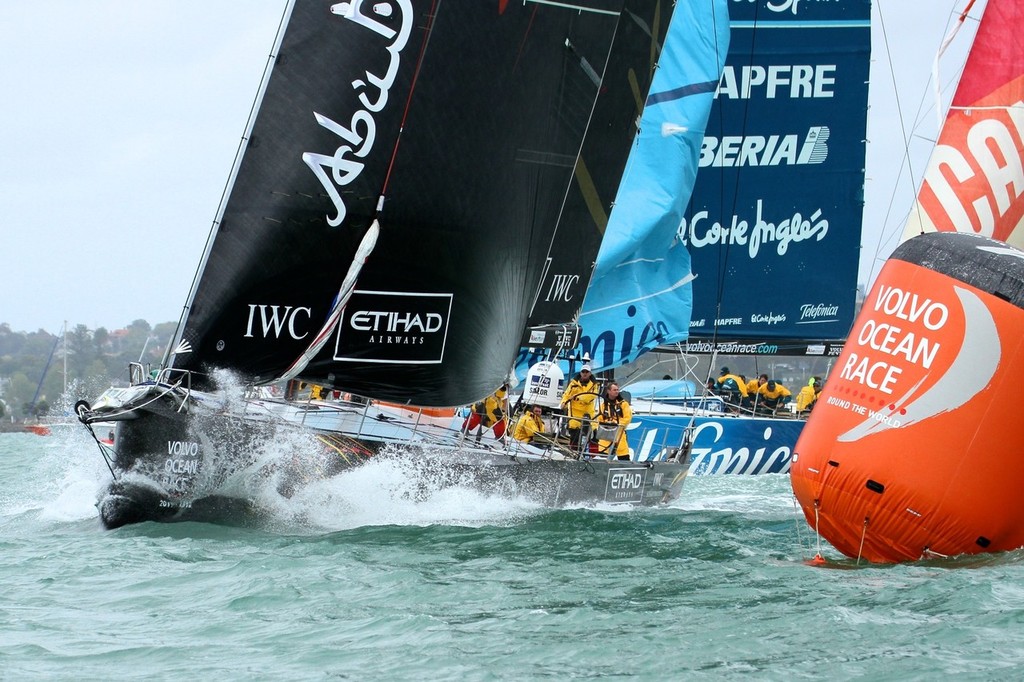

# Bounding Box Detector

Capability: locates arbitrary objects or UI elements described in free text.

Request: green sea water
[2,430,1023,680]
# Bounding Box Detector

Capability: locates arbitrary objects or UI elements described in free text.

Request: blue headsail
[575,0,730,372]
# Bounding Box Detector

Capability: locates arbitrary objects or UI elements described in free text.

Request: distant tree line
[0,320,176,421]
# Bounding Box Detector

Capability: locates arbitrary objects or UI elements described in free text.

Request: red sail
[791,232,1024,562]
[904,0,1024,246]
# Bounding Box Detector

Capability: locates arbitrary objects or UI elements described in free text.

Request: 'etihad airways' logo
[336,290,453,364]
[303,1,414,227]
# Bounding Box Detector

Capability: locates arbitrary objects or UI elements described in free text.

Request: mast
[29,322,63,415]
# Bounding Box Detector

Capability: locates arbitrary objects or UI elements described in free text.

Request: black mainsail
[168,0,644,406]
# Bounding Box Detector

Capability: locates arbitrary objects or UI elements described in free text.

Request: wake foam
[26,373,546,531]
[40,420,544,532]
[249,444,546,533]
[3,425,113,525]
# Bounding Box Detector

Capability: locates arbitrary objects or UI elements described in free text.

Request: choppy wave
[2,432,1024,679]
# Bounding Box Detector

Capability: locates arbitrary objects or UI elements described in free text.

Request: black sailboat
[76,0,696,529]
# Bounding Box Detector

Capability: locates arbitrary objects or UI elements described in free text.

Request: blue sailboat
[521,0,872,475]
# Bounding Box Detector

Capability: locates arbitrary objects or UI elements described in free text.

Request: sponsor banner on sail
[334,290,453,364]
[903,0,1024,247]
[685,0,870,344]
[791,233,1024,561]
[573,0,730,372]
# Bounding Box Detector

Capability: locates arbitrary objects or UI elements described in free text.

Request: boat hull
[625,409,804,475]
[399,451,687,508]
[82,386,688,529]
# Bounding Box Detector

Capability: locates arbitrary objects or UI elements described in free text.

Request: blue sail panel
[684,1,871,347]
[576,0,730,372]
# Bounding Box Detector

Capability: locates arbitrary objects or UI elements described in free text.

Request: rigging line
[512,4,540,75]
[80,381,188,424]
[85,425,118,481]
[931,0,979,130]
[790,492,812,556]
[377,0,440,207]
[873,63,970,262]
[531,4,633,321]
[875,0,924,242]
[866,0,974,286]
[813,499,824,560]
[529,2,642,327]
[856,516,869,565]
[517,5,546,318]
[698,0,746,376]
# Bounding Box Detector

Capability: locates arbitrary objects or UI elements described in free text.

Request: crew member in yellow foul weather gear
[715,367,748,409]
[560,364,598,448]
[595,382,632,460]
[757,379,792,412]
[513,404,546,444]
[796,376,822,414]
[462,384,509,439]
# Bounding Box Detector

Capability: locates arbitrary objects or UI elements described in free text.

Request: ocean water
[2,431,1023,681]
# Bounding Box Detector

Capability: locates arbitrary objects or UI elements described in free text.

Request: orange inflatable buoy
[791,233,1024,563]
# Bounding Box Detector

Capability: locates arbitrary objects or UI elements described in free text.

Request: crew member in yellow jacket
[796,376,822,413]
[715,367,748,408]
[595,382,632,460]
[746,374,768,397]
[757,379,792,412]
[560,364,598,447]
[513,405,547,444]
[462,384,509,439]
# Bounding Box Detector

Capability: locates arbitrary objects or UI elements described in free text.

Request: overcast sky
[0,1,980,334]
